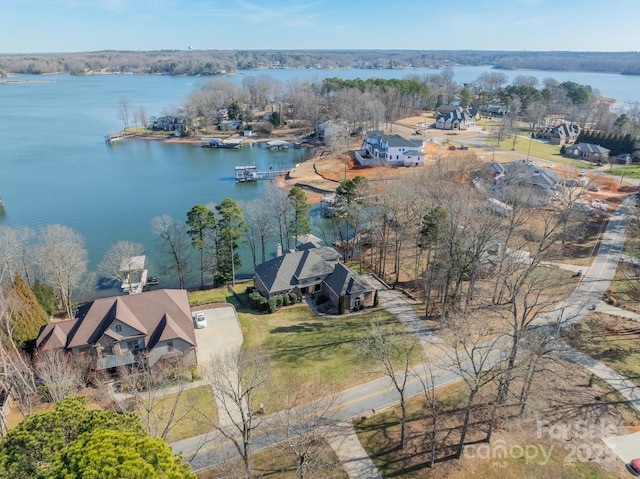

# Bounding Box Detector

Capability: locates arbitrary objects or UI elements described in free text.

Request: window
[127,340,139,352]
[104,345,114,356]
[115,324,122,332]
[167,341,174,352]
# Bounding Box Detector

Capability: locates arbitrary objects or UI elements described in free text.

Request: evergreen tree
[53,429,195,479]
[0,396,144,479]
[3,273,49,349]
[287,186,311,244]
[186,204,217,290]
[215,198,247,285]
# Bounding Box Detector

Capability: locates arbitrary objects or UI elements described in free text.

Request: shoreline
[121,130,341,203]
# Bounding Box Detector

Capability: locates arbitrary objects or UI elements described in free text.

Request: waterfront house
[564,143,610,163]
[35,289,197,371]
[149,115,188,135]
[254,244,375,311]
[355,130,424,167]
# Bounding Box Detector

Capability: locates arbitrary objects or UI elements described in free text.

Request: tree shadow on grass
[270,322,325,334]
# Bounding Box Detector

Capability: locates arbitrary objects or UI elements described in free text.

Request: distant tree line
[1,49,639,76]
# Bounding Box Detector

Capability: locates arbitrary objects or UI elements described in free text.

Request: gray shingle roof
[254,247,340,294]
[323,263,372,297]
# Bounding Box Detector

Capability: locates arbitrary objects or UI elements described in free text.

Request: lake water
[0,65,637,296]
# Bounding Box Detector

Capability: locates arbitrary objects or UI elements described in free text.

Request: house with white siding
[355,130,424,167]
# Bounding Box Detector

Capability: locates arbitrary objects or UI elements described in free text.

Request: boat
[146,276,160,286]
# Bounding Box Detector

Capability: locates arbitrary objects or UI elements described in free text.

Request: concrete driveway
[192,304,243,364]
[603,430,640,464]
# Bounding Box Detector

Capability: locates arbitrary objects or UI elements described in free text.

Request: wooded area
[1,49,639,76]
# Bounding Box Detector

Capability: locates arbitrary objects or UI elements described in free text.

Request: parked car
[629,458,640,475]
[193,311,207,329]
[588,186,599,192]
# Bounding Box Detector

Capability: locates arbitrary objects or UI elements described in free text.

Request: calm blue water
[0,66,637,296]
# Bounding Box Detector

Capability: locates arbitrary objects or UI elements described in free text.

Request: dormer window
[115,324,122,332]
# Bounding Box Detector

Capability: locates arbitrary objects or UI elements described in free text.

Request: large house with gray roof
[435,108,476,130]
[564,143,610,163]
[36,289,197,371]
[536,123,581,145]
[355,130,424,167]
[254,244,376,311]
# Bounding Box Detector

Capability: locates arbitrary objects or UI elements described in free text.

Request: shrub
[338,295,345,315]
[283,294,291,306]
[373,290,379,307]
[267,297,278,314]
[275,295,284,307]
[289,292,298,304]
[249,292,268,311]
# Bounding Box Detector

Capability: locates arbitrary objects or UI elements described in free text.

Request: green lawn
[564,316,640,389]
[608,165,640,180]
[147,385,217,443]
[241,303,423,394]
[188,284,423,401]
[480,131,596,169]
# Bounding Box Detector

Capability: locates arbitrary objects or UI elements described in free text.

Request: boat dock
[105,133,124,144]
[266,140,290,150]
[203,137,244,149]
[235,164,289,182]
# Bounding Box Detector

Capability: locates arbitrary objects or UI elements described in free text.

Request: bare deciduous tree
[272,374,341,479]
[202,347,270,479]
[360,323,417,450]
[36,225,88,319]
[441,313,505,459]
[151,215,191,289]
[33,349,81,403]
[97,240,145,293]
[242,198,275,266]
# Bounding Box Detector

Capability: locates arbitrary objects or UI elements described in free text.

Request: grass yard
[241,303,423,396]
[188,279,253,307]
[188,284,423,403]
[608,165,640,180]
[144,385,217,443]
[564,314,640,388]
[196,440,348,479]
[481,132,595,169]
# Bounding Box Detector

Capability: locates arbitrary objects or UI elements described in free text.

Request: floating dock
[235,164,289,182]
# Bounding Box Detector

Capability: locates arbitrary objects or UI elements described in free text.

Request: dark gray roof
[503,162,561,189]
[254,247,340,293]
[436,110,474,122]
[323,263,373,297]
[569,143,610,154]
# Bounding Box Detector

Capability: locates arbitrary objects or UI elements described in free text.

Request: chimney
[276,243,283,257]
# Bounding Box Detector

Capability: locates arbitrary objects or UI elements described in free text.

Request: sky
[2,0,640,54]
